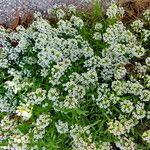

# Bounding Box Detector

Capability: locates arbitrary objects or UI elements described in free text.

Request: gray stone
[0,0,118,25]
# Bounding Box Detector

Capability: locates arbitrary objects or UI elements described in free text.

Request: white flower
[47,88,59,101]
[145,57,150,66]
[63,96,78,108]
[57,19,77,35]
[131,20,144,32]
[70,16,84,28]
[99,141,112,150]
[132,102,146,120]
[115,136,136,150]
[108,120,126,136]
[5,81,21,94]
[8,129,29,149]
[143,9,150,21]
[16,25,25,32]
[142,29,150,41]
[49,59,71,85]
[70,124,90,140]
[120,100,134,113]
[93,32,102,40]
[68,4,76,14]
[131,45,145,58]
[95,23,103,31]
[31,113,51,141]
[0,115,17,131]
[55,120,69,134]
[34,11,42,19]
[0,4,150,149]
[103,22,136,45]
[106,3,124,19]
[56,9,65,19]
[147,111,150,119]
[142,130,150,143]
[16,103,32,120]
[83,47,94,58]
[41,68,49,77]
[140,90,150,102]
[27,88,47,105]
[114,66,126,79]
[144,75,150,88]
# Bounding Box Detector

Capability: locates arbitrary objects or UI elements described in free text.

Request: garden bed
[0,1,150,150]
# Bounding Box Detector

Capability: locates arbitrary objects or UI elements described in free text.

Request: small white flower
[108,120,126,136]
[34,11,42,19]
[16,103,32,120]
[131,45,145,58]
[115,137,136,150]
[16,25,25,31]
[120,100,134,113]
[145,57,150,66]
[132,102,146,120]
[55,120,69,134]
[143,9,150,21]
[140,90,150,102]
[142,130,150,143]
[70,16,84,28]
[68,4,76,14]
[142,29,150,41]
[41,68,49,77]
[56,9,65,19]
[47,88,59,101]
[95,23,103,31]
[99,141,112,150]
[106,3,124,19]
[93,32,102,40]
[114,66,126,79]
[131,20,144,32]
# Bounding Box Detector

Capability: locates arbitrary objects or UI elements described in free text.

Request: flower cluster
[25,88,47,105]
[70,124,96,150]
[131,20,144,32]
[8,129,30,150]
[98,141,112,150]
[108,118,138,137]
[120,100,134,113]
[108,120,126,136]
[31,113,51,141]
[103,21,137,44]
[115,136,136,150]
[0,115,17,132]
[106,3,124,19]
[70,15,84,29]
[55,120,69,134]
[143,9,150,21]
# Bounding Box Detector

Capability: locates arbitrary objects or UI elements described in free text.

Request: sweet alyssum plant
[0,2,150,150]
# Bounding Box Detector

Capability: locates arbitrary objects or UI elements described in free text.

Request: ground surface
[0,0,116,25]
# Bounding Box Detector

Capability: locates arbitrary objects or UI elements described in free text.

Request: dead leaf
[21,10,34,28]
[119,0,150,24]
[9,8,20,30]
